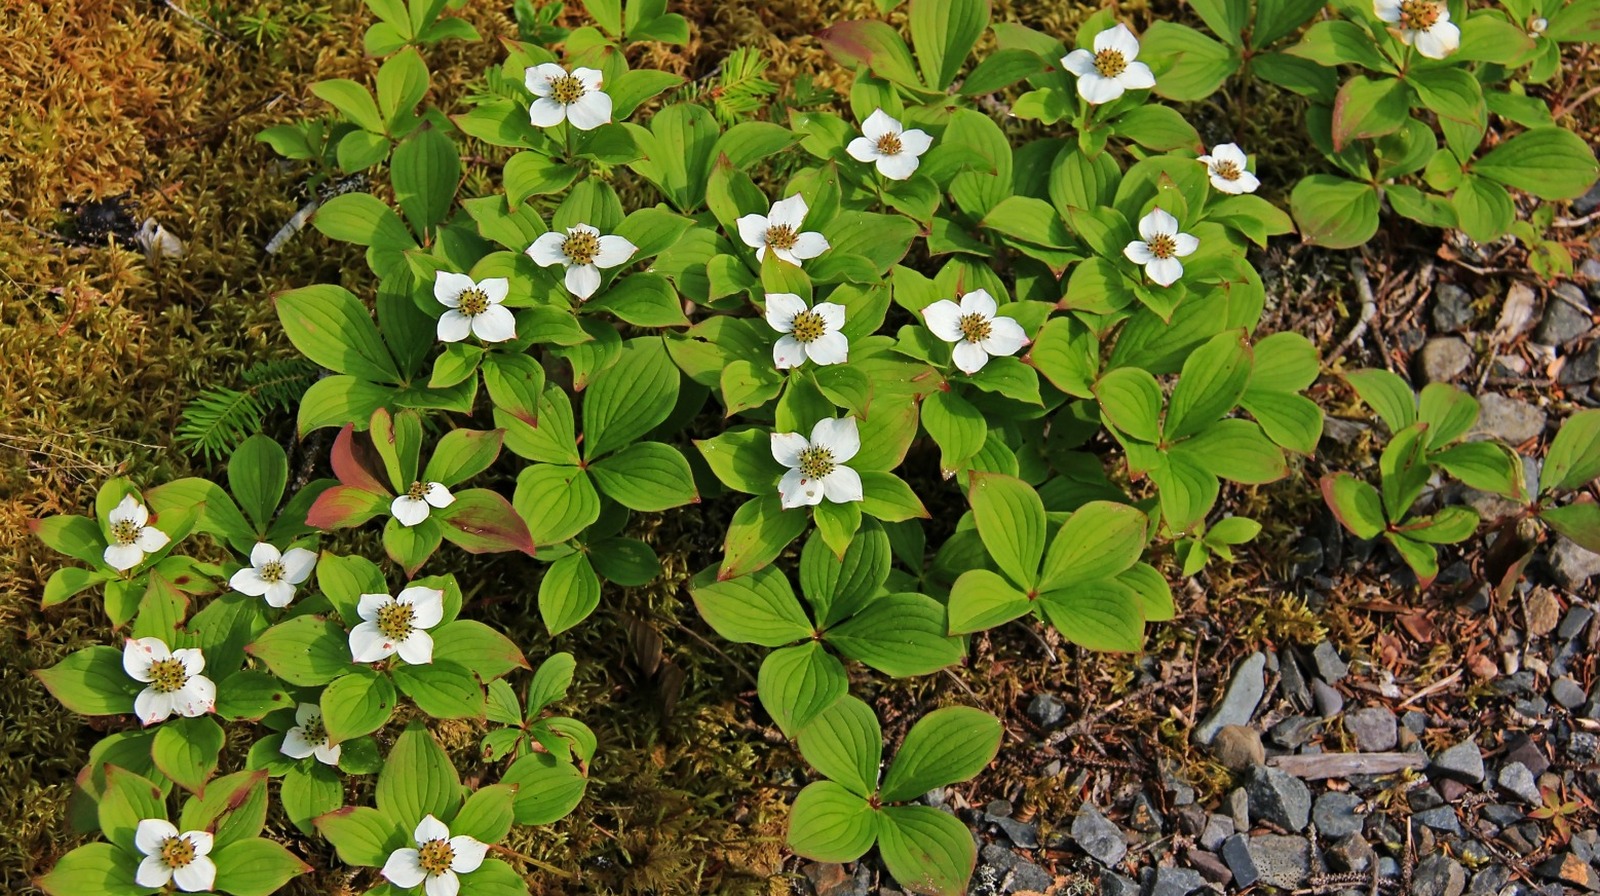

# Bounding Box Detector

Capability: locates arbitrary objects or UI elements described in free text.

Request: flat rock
[1420,337,1474,383]
[977,843,1051,894]
[1312,791,1364,837]
[1311,680,1344,718]
[1212,725,1265,770]
[1185,848,1232,885]
[1248,834,1312,889]
[801,862,856,896]
[1560,343,1600,384]
[1070,802,1126,867]
[1472,393,1546,445]
[1432,283,1475,333]
[1200,813,1235,851]
[1326,833,1376,873]
[1413,805,1463,835]
[1221,834,1259,889]
[1497,762,1542,805]
[1270,751,1428,780]
[1561,606,1594,640]
[1100,871,1139,896]
[1344,706,1398,751]
[1552,537,1600,588]
[1553,676,1588,709]
[1147,866,1205,896]
[1414,854,1468,896]
[1025,693,1066,729]
[1536,853,1600,892]
[1535,284,1593,347]
[1244,765,1312,832]
[1195,652,1267,745]
[1312,641,1349,682]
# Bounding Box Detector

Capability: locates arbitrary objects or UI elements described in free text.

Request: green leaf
[179,770,269,849]
[1452,174,1515,242]
[719,494,810,579]
[695,428,778,493]
[1036,579,1146,652]
[825,593,963,677]
[759,642,850,738]
[152,714,225,793]
[438,488,537,557]
[1544,501,1600,553]
[1166,329,1252,440]
[1399,506,1480,544]
[1380,423,1433,518]
[315,806,402,867]
[213,669,293,721]
[1472,126,1600,200]
[376,48,428,127]
[1433,441,1524,499]
[311,78,383,132]
[513,464,599,545]
[539,552,601,636]
[1173,419,1288,484]
[275,284,398,383]
[876,805,977,896]
[1417,383,1479,448]
[499,385,581,464]
[797,696,882,797]
[1386,532,1439,585]
[816,19,924,89]
[229,435,289,532]
[787,780,878,863]
[1345,368,1417,433]
[1544,409,1600,493]
[376,723,462,827]
[392,127,460,235]
[1286,19,1392,69]
[321,668,398,742]
[692,566,812,647]
[1038,500,1148,591]
[1322,473,1386,538]
[211,838,310,896]
[1141,21,1239,102]
[422,428,503,488]
[31,514,105,567]
[247,616,353,686]
[1111,104,1202,152]
[481,353,545,424]
[583,338,680,460]
[587,273,691,328]
[909,0,988,89]
[859,471,929,523]
[451,783,517,845]
[1332,75,1411,150]
[98,766,165,854]
[1290,175,1380,250]
[36,645,141,715]
[947,568,1033,634]
[1095,367,1163,443]
[799,519,890,627]
[967,473,1046,590]
[432,619,528,681]
[880,706,1001,802]
[36,843,143,896]
[589,442,699,511]
[312,192,417,251]
[921,389,986,472]
[503,752,587,824]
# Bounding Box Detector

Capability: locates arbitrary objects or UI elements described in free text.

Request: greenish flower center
[377,602,415,641]
[418,839,455,875]
[111,519,140,545]
[549,74,586,105]
[874,132,903,155]
[160,835,196,870]
[562,230,600,265]
[1147,234,1177,259]
[148,657,189,694]
[1094,48,1127,78]
[457,287,490,316]
[958,313,992,343]
[797,446,835,480]
[300,713,328,746]
[406,480,428,501]
[1212,159,1242,181]
[1400,0,1441,29]
[790,310,826,343]
[764,224,798,251]
[259,560,286,583]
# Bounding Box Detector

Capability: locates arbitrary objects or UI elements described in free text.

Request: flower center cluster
[797,446,835,480]
[1213,160,1242,181]
[376,602,415,641]
[764,224,798,250]
[457,288,490,316]
[874,132,903,156]
[958,313,992,343]
[549,74,586,105]
[1399,0,1441,29]
[301,713,329,746]
[789,310,826,343]
[1147,234,1178,259]
[406,481,428,501]
[148,657,189,694]
[418,839,456,875]
[111,519,140,545]
[259,560,286,583]
[1094,49,1127,77]
[160,836,196,870]
[562,230,600,265]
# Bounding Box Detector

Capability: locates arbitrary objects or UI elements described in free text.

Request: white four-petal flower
[1060,24,1157,105]
[103,494,170,572]
[433,272,515,344]
[526,224,637,301]
[846,109,933,180]
[525,63,613,131]
[134,819,216,892]
[771,418,864,509]
[123,638,216,726]
[381,814,490,896]
[391,481,455,528]
[1123,208,1199,288]
[1197,143,1260,195]
[765,292,848,369]
[736,195,830,267]
[280,702,341,766]
[229,542,318,608]
[1374,0,1460,58]
[349,586,444,666]
[922,289,1030,375]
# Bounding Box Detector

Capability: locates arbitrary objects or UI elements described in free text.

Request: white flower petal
[1172,232,1200,257]
[1140,208,1179,240]
[777,467,824,509]
[789,231,830,261]
[1374,0,1403,21]
[821,466,864,504]
[771,432,809,468]
[295,702,320,726]
[982,316,1029,357]
[1077,73,1125,105]
[314,741,342,766]
[382,848,428,889]
[861,108,898,142]
[230,567,269,597]
[356,593,389,622]
[349,621,396,663]
[773,334,806,369]
[135,855,173,888]
[175,675,216,717]
[109,495,143,526]
[1212,143,1247,168]
[812,302,845,332]
[124,638,169,680]
[104,543,145,571]
[136,819,180,856]
[392,494,431,526]
[425,870,461,896]
[922,300,966,342]
[472,305,517,343]
[186,831,214,858]
[1146,256,1184,287]
[526,232,568,267]
[436,310,473,343]
[134,526,170,553]
[263,581,296,608]
[527,63,567,95]
[1061,49,1097,77]
[768,195,810,230]
[281,727,317,759]
[593,234,637,269]
[806,331,849,366]
[764,292,807,332]
[173,856,215,893]
[952,340,991,374]
[172,647,205,677]
[449,836,489,873]
[1119,61,1156,90]
[960,289,998,319]
[433,272,476,307]
[846,136,878,163]
[735,213,769,249]
[770,246,796,265]
[529,97,567,127]
[565,263,603,300]
[898,128,933,157]
[565,90,613,130]
[414,814,451,845]
[422,482,455,509]
[280,548,318,584]
[876,152,920,180]
[401,586,446,628]
[810,417,860,463]
[573,67,605,92]
[479,278,510,305]
[249,542,281,568]
[1099,24,1141,59]
[1231,171,1261,194]
[135,688,175,725]
[1124,241,1155,264]
[1415,21,1459,57]
[395,629,435,665]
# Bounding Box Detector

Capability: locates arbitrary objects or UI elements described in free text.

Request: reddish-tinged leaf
[331,424,389,494]
[305,485,388,531]
[438,488,536,556]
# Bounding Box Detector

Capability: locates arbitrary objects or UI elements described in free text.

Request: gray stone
[1272,715,1322,748]
[1195,652,1267,745]
[1472,393,1547,445]
[1535,853,1600,891]
[1127,792,1163,834]
[1026,693,1066,729]
[1248,834,1312,888]
[1570,732,1600,763]
[1483,803,1526,826]
[978,843,1051,894]
[1561,343,1600,385]
[1312,791,1364,837]
[1221,834,1259,889]
[1468,865,1512,896]
[1505,734,1550,775]
[1414,854,1468,896]
[1402,710,1429,734]
[1552,537,1600,588]
[1433,739,1486,783]
[1575,179,1600,216]
[1199,813,1235,851]
[1244,765,1312,832]
[1213,725,1265,770]
[1326,833,1376,873]
[1554,677,1589,709]
[1421,337,1474,383]
[1278,651,1311,710]
[1572,829,1600,865]
[1414,805,1463,835]
[1312,641,1349,683]
[1311,681,1345,718]
[1561,606,1595,640]
[1071,802,1126,867]
[1100,871,1139,896]
[1344,706,1399,751]
[1433,283,1476,333]
[1185,848,1232,885]
[989,814,1039,848]
[1535,284,1593,347]
[1497,762,1542,805]
[1147,866,1205,896]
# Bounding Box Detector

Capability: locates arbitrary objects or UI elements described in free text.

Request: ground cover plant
[5,0,1600,893]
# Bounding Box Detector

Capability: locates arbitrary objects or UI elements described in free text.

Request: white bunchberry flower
[1060,24,1156,105]
[229,543,317,609]
[134,820,216,892]
[765,293,848,369]
[123,638,216,725]
[772,418,863,509]
[1124,208,1199,288]
[391,480,454,528]
[845,109,933,180]
[103,495,170,571]
[1374,0,1460,58]
[526,224,637,301]
[1197,143,1260,194]
[525,63,612,131]
[281,703,341,766]
[349,586,444,665]
[381,814,490,896]
[736,195,830,267]
[433,272,515,344]
[922,289,1029,375]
